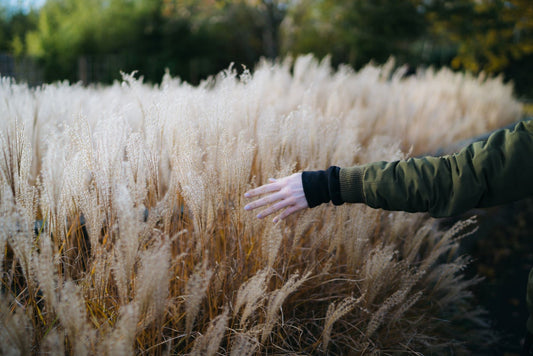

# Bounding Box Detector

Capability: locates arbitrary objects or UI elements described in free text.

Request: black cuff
[301,166,343,208]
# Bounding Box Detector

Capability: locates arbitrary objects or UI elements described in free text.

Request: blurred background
[0,0,532,99]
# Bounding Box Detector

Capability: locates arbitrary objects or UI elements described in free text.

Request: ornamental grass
[0,55,522,355]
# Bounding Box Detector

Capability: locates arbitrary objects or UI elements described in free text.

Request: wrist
[301,166,342,208]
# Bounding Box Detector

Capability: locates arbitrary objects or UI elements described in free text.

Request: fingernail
[244,205,250,210]
[244,192,250,198]
[273,217,279,223]
[257,214,263,219]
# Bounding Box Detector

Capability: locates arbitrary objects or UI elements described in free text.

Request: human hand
[244,173,309,222]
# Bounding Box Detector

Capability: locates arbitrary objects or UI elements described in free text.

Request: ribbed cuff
[339,166,365,204]
[301,166,342,208]
[328,166,343,206]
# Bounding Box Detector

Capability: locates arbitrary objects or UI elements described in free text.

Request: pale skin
[244,173,308,222]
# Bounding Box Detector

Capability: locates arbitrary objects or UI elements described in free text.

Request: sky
[1,0,46,13]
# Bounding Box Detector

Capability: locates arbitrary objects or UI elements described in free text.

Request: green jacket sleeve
[339,119,533,218]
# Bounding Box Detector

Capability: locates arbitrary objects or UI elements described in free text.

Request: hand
[244,173,309,222]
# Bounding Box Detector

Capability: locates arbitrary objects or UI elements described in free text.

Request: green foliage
[281,0,425,68]
[19,0,287,83]
[0,8,7,51]
[0,0,531,95]
[24,0,164,81]
[421,0,533,74]
[0,6,37,55]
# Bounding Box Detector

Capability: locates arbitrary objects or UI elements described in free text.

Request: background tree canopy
[0,0,532,96]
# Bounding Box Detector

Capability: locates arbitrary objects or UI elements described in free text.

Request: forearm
[304,119,533,218]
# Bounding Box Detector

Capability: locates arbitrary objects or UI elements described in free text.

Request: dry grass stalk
[234,268,271,328]
[263,223,284,267]
[0,296,33,356]
[321,296,363,351]
[190,308,229,356]
[229,332,260,356]
[57,281,95,356]
[40,329,66,355]
[185,260,214,335]
[34,230,59,314]
[0,55,523,354]
[261,271,311,342]
[134,235,170,325]
[99,303,139,356]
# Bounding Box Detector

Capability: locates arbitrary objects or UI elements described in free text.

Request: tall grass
[0,55,523,355]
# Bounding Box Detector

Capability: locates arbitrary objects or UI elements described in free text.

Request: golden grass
[0,56,522,355]
[524,102,533,116]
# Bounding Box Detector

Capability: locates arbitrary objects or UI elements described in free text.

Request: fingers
[274,201,307,222]
[256,198,293,219]
[244,180,280,198]
[244,173,307,222]
[244,191,284,212]
[280,203,306,219]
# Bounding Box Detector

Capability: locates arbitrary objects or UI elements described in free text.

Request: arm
[337,119,533,217]
[245,119,533,220]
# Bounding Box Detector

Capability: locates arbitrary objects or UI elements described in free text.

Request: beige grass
[0,56,523,355]
[525,102,533,116]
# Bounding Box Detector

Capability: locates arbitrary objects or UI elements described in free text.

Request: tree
[21,0,288,83]
[0,5,37,55]
[420,0,533,73]
[24,0,165,81]
[280,0,426,68]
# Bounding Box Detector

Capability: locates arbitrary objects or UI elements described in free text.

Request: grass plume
[0,55,523,354]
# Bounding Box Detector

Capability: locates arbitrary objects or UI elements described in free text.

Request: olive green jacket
[339,119,533,218]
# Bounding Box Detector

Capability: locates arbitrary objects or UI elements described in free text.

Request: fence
[77,55,128,84]
[0,53,128,86]
[0,53,44,86]
[0,53,217,86]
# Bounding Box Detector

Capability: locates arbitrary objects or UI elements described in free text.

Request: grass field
[0,56,525,355]
[524,103,533,116]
